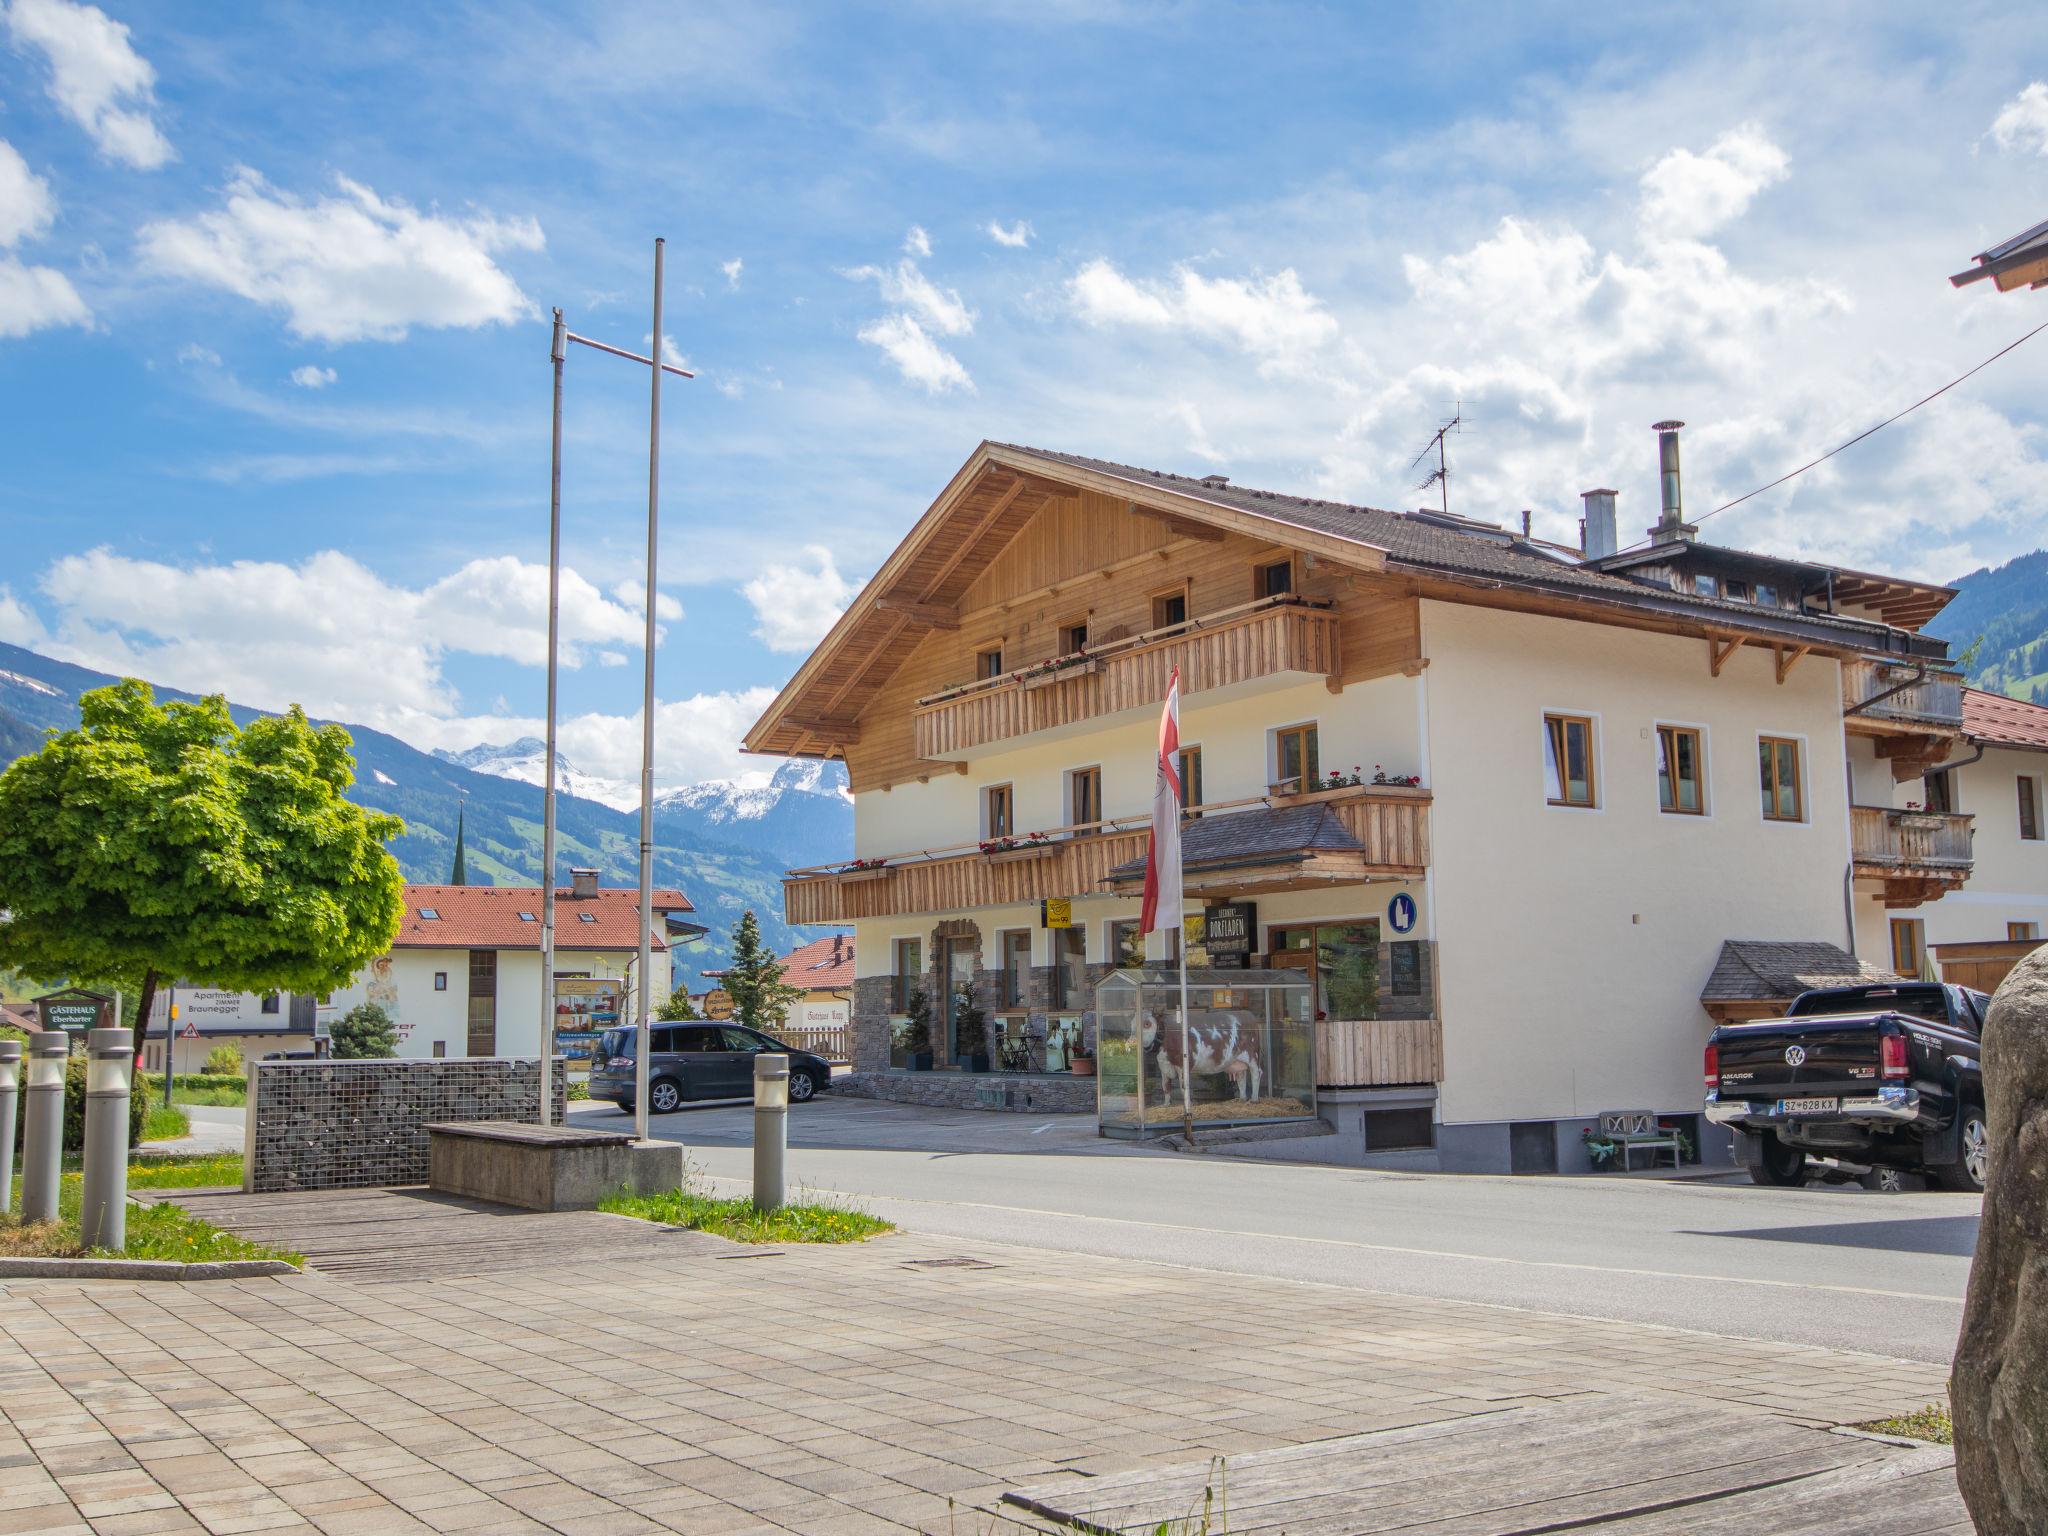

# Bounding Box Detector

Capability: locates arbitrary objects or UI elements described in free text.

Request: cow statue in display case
[1139,1008,1263,1103]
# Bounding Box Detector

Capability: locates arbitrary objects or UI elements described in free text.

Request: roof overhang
[1951,219,2048,291]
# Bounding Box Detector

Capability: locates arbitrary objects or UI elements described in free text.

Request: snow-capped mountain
[657,758,849,820]
[430,737,645,811]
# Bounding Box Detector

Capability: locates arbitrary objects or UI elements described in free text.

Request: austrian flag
[1140,666,1183,935]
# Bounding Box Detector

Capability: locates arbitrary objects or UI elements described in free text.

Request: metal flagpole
[539,308,566,1126]
[1178,856,1192,1147]
[634,238,665,1146]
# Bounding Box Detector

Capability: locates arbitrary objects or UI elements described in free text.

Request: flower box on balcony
[835,864,893,883]
[985,842,1058,864]
[1020,655,1100,690]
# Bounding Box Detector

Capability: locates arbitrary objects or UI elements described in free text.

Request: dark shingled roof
[1700,940,1902,1004]
[997,444,1912,647]
[1106,802,1363,879]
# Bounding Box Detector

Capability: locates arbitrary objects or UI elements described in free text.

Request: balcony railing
[1316,1016,1442,1088]
[784,783,1429,925]
[913,596,1342,759]
[1841,658,1964,732]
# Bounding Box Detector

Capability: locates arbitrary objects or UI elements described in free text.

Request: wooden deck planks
[999,1397,1966,1535]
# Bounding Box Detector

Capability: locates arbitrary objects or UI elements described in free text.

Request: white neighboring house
[319,871,698,1059]
[142,988,321,1074]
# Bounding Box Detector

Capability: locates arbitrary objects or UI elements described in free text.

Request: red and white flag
[1140,666,1183,935]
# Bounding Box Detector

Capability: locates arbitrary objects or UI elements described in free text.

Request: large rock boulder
[1951,945,2048,1532]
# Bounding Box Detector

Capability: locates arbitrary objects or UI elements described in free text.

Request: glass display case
[1095,968,1315,1138]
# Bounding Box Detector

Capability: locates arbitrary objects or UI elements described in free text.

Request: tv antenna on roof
[1408,402,1463,518]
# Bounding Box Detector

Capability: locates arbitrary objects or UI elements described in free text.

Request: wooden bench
[1598,1110,1682,1172]
[425,1120,681,1211]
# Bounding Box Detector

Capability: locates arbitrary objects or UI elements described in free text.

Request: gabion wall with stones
[249,1059,569,1192]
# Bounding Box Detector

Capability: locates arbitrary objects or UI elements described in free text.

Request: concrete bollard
[753,1053,788,1213]
[79,1028,134,1251]
[20,1031,68,1223]
[0,1039,19,1215]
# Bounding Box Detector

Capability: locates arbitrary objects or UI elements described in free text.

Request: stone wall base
[838,1069,1097,1114]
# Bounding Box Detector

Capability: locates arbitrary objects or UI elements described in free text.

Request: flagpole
[1178,907,1193,1145]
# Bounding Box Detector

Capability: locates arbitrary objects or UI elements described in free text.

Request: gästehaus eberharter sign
[744,429,2004,1173]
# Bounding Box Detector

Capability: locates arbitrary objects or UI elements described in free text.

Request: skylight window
[578,912,597,923]
[518,912,537,922]
[419,908,440,920]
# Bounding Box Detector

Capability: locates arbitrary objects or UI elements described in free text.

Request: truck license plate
[1781,1096,1838,1115]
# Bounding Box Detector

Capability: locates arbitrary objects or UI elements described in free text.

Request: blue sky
[3,1,2047,788]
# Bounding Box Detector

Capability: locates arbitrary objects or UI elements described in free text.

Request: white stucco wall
[322,947,654,1059]
[1907,744,2048,950]
[1419,600,1856,1127]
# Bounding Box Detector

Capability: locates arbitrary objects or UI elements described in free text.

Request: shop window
[1273,722,1319,793]
[1270,922,1380,1020]
[1759,736,1804,822]
[1068,765,1102,833]
[892,937,922,1012]
[1049,927,1086,1009]
[1151,585,1189,630]
[1656,725,1704,815]
[2020,774,2042,841]
[984,783,1013,839]
[976,645,1003,680]
[1108,919,1145,969]
[1059,618,1089,655]
[1255,558,1293,598]
[1890,918,1927,980]
[1543,713,1597,807]
[1178,745,1203,813]
[1000,929,1031,1008]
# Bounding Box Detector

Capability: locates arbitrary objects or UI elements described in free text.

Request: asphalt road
[575,1096,1976,1367]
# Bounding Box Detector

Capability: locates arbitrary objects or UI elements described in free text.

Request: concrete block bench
[425,1121,683,1211]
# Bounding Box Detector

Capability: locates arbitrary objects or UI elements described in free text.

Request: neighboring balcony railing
[783,783,1429,925]
[1851,805,1972,909]
[913,596,1342,759]
[1841,658,1964,732]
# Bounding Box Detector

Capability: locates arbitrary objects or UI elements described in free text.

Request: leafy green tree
[655,989,698,1021]
[0,680,407,1050]
[723,910,804,1031]
[331,1001,399,1059]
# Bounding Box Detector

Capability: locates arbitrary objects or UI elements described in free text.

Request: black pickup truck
[1704,981,1991,1191]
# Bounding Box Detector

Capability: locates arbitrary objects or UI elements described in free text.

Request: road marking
[701,1174,1962,1305]
[1030,1122,1055,1135]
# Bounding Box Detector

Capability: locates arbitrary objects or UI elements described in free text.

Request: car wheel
[1862,1166,1908,1193]
[1936,1107,1989,1193]
[649,1077,683,1114]
[787,1069,817,1103]
[1748,1135,1808,1187]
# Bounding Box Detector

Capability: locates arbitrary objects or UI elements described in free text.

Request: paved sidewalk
[0,1193,1953,1535]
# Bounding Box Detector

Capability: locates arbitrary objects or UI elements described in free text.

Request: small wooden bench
[1598,1110,1682,1172]
[425,1120,681,1211]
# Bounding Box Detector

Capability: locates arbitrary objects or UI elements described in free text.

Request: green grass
[165,1083,246,1107]
[3,1153,295,1264]
[1856,1404,1953,1445]
[142,1104,192,1142]
[601,1184,893,1244]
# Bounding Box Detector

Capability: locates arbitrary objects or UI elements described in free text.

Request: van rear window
[599,1027,634,1059]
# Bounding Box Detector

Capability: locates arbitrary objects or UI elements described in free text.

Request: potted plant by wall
[900,986,934,1071]
[1069,1030,1096,1077]
[953,984,992,1073]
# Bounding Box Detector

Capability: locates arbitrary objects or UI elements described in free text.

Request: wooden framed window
[1889,918,1925,980]
[2020,774,2042,841]
[2009,922,2040,942]
[892,937,922,1012]
[1177,744,1203,813]
[975,645,1004,680]
[1543,713,1596,807]
[1759,735,1803,822]
[984,783,1013,839]
[1924,770,1954,815]
[1255,558,1294,599]
[999,929,1032,1008]
[1692,573,1716,597]
[1068,765,1102,834]
[1049,927,1086,1009]
[1723,579,1752,603]
[1274,723,1319,792]
[1753,583,1779,607]
[1151,584,1190,631]
[1656,725,1704,814]
[1058,618,1089,655]
[1107,919,1145,969]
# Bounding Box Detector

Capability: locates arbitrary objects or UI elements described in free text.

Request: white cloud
[137,168,543,342]
[0,585,47,646]
[1069,258,1338,373]
[3,0,171,168]
[856,313,973,393]
[1637,123,1789,240]
[721,256,743,288]
[844,257,973,336]
[1989,82,2048,156]
[0,139,57,247]
[741,545,860,653]
[289,364,337,389]
[176,342,219,367]
[609,578,683,623]
[0,255,89,337]
[642,331,690,371]
[986,219,1033,248]
[903,224,932,257]
[20,548,653,727]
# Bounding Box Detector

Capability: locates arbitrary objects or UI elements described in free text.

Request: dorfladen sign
[1202,902,1258,962]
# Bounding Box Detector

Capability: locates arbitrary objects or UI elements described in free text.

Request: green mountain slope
[1928,549,2048,702]
[0,643,835,986]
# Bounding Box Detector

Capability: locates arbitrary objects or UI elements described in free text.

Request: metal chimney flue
[1650,420,1697,543]
[1580,488,1619,560]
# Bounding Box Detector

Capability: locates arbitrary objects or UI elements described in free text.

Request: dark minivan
[588,1023,832,1113]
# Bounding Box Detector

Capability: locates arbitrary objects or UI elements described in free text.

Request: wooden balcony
[1842,659,1965,781]
[784,784,1430,925]
[1851,805,1973,908]
[1316,1016,1442,1088]
[913,597,1342,759]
